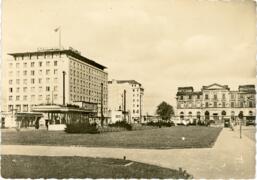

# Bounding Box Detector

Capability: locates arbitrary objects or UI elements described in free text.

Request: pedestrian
[45,119,49,130]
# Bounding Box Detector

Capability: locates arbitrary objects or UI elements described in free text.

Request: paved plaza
[2,126,256,179]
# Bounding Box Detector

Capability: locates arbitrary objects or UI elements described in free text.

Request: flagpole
[59,27,61,49]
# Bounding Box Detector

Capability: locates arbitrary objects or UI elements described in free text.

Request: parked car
[246,119,255,126]
[224,118,230,128]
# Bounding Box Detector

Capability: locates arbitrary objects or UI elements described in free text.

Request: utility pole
[123,89,126,122]
[62,71,66,105]
[100,83,104,126]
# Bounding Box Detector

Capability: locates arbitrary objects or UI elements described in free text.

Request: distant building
[2,47,108,127]
[176,83,256,124]
[108,79,144,123]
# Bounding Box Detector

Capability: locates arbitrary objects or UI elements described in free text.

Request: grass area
[2,126,222,149]
[1,155,192,179]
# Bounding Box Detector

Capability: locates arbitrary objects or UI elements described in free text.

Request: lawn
[2,126,222,149]
[1,155,192,179]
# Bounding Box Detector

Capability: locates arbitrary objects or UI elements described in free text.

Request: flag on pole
[54,27,60,32]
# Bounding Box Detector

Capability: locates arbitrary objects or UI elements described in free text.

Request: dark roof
[176,91,202,96]
[178,86,193,89]
[109,80,142,86]
[8,48,107,70]
[239,85,255,88]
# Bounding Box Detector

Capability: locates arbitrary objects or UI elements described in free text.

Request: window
[31,62,35,67]
[39,86,43,92]
[9,96,12,101]
[9,80,12,85]
[9,63,13,68]
[23,95,27,100]
[38,78,42,84]
[231,102,235,108]
[9,88,13,93]
[16,96,20,101]
[189,95,192,99]
[197,95,200,99]
[46,69,50,75]
[39,70,43,75]
[214,102,217,107]
[39,62,43,67]
[31,70,35,76]
[23,62,27,68]
[54,86,58,91]
[23,79,27,85]
[23,105,28,112]
[16,79,20,84]
[46,61,50,66]
[31,78,35,84]
[23,87,27,92]
[9,71,13,76]
[214,94,217,100]
[23,71,27,75]
[54,78,58,83]
[222,102,226,107]
[54,69,58,75]
[54,61,58,66]
[205,102,208,108]
[249,101,254,108]
[205,94,209,100]
[222,94,226,100]
[31,95,35,101]
[46,78,50,83]
[8,105,13,112]
[54,94,58,100]
[15,105,21,112]
[46,86,50,91]
[31,87,35,92]
[38,95,43,101]
[231,94,235,100]
[16,87,20,93]
[16,63,20,68]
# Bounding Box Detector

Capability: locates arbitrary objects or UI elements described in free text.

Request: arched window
[221,111,226,116]
[249,111,253,116]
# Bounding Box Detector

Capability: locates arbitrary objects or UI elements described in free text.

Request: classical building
[2,47,108,127]
[108,79,144,123]
[176,83,256,124]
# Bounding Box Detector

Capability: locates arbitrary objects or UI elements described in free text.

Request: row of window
[9,77,58,85]
[9,86,58,94]
[9,94,58,101]
[179,93,252,100]
[9,69,58,77]
[9,61,58,68]
[179,101,254,108]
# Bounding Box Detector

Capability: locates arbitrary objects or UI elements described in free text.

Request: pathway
[1,127,255,179]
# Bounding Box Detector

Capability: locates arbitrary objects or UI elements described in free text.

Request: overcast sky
[2,0,256,114]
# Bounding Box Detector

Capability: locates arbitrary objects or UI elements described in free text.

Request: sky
[2,0,256,114]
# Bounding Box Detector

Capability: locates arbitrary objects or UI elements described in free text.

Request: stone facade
[176,83,256,124]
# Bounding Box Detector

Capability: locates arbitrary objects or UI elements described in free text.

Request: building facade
[176,83,256,124]
[108,79,144,123]
[3,47,108,127]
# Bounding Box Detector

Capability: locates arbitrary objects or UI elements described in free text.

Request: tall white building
[2,47,108,127]
[108,79,144,123]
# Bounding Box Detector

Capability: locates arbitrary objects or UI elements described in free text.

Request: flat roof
[8,48,107,70]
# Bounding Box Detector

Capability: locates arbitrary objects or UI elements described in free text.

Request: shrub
[108,121,132,131]
[146,121,175,127]
[65,122,99,134]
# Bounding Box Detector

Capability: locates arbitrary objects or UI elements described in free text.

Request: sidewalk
[1,128,255,179]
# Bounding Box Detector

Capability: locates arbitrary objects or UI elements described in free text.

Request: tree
[156,101,174,121]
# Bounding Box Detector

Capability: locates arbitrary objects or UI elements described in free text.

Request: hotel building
[3,47,108,127]
[108,80,144,123]
[176,83,256,124]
